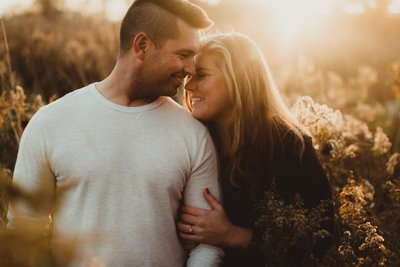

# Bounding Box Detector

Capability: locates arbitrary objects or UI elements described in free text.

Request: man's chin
[164,87,179,97]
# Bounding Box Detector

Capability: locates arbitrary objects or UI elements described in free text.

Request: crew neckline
[89,83,167,113]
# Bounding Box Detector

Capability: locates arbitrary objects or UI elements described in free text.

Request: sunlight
[342,3,365,14]
[64,0,103,15]
[0,0,33,16]
[104,1,129,21]
[1,0,400,20]
[389,1,400,13]
[267,0,334,43]
[63,0,128,21]
[257,0,335,14]
[201,0,221,5]
[0,0,128,21]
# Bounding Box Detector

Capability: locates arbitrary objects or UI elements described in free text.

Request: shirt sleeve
[184,129,224,267]
[7,108,55,232]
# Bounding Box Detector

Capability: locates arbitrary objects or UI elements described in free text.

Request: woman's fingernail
[205,188,210,194]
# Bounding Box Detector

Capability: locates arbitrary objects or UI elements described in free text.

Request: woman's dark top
[220,134,335,267]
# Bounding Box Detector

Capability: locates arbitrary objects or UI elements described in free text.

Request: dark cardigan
[220,134,336,267]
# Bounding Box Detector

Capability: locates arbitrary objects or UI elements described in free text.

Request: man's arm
[7,108,55,233]
[184,129,224,267]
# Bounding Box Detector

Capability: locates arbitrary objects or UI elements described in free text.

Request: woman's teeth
[191,97,204,104]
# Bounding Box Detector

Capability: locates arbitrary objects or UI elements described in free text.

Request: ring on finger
[189,224,194,234]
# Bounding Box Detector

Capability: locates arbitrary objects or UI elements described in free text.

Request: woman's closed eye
[195,70,207,79]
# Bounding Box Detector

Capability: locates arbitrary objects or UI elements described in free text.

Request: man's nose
[183,57,195,77]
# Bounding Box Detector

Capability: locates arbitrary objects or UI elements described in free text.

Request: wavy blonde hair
[185,32,308,196]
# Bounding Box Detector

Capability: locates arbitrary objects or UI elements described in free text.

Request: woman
[178,32,336,266]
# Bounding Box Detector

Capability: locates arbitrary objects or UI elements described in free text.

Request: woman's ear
[132,32,151,60]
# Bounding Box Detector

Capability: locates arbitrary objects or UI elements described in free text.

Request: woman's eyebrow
[196,66,211,72]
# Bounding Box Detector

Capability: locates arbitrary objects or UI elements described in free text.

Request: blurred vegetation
[291,97,400,265]
[196,1,400,152]
[1,0,118,100]
[0,0,400,266]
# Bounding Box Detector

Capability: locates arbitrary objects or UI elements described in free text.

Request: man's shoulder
[39,84,92,112]
[49,84,92,107]
[161,97,207,130]
[30,84,93,127]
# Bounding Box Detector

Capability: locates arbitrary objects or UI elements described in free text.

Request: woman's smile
[185,52,231,123]
[191,97,205,106]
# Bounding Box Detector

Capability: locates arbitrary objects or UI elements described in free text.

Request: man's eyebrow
[176,49,197,56]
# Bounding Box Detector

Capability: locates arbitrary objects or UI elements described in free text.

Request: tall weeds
[0,9,399,267]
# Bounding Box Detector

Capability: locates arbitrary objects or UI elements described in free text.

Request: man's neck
[96,64,158,107]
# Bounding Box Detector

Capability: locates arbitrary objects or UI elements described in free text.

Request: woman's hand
[178,188,252,248]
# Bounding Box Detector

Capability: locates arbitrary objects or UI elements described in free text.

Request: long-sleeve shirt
[8,83,223,267]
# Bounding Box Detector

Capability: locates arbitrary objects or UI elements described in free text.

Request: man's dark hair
[119,0,213,55]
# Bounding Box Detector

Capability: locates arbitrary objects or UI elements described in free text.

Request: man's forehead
[176,19,201,44]
[165,30,200,53]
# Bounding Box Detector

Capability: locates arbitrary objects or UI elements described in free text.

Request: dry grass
[0,8,399,266]
[1,11,118,99]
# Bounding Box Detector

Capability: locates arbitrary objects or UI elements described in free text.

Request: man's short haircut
[119,0,213,54]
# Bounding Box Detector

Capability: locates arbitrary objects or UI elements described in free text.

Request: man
[7,0,223,266]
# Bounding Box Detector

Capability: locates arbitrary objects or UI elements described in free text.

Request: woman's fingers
[177,222,194,234]
[203,188,223,211]
[181,205,207,216]
[181,213,199,225]
[179,231,202,242]
[177,222,204,243]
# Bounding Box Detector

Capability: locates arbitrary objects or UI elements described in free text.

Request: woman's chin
[191,113,203,120]
[191,110,207,121]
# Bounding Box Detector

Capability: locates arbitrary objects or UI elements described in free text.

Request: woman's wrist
[225,225,253,248]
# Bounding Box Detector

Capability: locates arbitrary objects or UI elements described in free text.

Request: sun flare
[266,0,335,42]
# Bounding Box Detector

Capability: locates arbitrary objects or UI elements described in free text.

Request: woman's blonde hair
[185,32,307,197]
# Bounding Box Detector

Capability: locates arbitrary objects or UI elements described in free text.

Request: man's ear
[133,33,152,60]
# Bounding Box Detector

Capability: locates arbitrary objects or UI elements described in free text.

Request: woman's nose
[184,77,196,92]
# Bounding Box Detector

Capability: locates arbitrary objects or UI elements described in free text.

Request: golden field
[0,1,400,266]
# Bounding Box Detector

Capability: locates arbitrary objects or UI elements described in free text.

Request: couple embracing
[8,0,336,266]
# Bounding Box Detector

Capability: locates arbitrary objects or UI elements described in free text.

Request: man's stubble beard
[135,72,179,99]
[130,65,161,99]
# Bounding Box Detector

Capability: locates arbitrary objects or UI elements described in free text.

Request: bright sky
[1,0,399,23]
[0,0,130,20]
[0,0,33,16]
[1,0,400,20]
